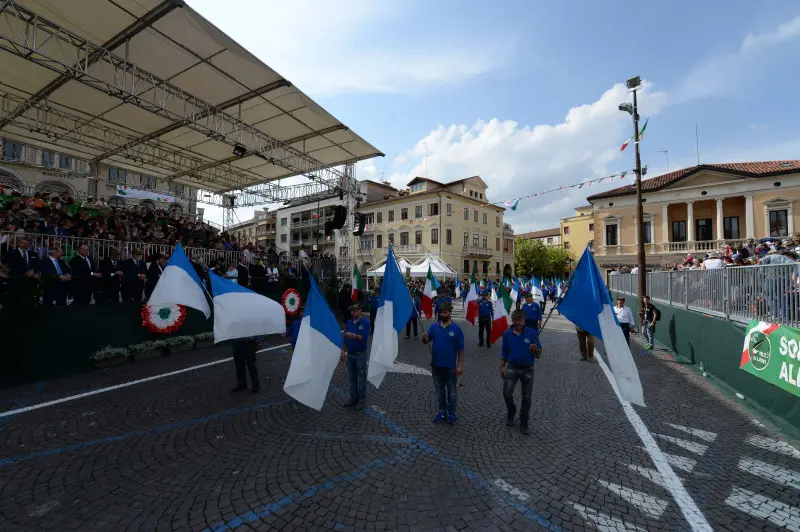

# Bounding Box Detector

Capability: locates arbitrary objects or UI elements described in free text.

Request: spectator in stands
[225,263,239,284]
[703,251,724,269]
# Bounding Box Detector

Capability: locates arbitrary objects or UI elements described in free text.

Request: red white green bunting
[142,303,187,333]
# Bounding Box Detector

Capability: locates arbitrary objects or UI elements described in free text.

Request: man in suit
[144,253,166,300]
[249,260,266,294]
[69,244,102,304]
[40,247,71,306]
[5,236,41,299]
[236,259,250,288]
[122,249,147,303]
[100,249,124,303]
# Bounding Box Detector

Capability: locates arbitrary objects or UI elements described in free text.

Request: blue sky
[189,0,800,231]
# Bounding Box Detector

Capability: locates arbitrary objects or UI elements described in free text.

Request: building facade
[358,176,513,278]
[1,137,199,216]
[515,228,561,246]
[560,205,594,254]
[586,161,800,267]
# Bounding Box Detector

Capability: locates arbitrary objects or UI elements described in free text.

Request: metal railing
[608,264,800,328]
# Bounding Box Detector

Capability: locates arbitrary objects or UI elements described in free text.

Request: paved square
[1,313,799,531]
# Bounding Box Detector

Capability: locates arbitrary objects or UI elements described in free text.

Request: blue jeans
[432,366,457,413]
[642,322,655,346]
[346,353,368,401]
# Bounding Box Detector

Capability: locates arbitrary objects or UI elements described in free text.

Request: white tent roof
[367,257,412,277]
[409,255,458,278]
[0,0,382,201]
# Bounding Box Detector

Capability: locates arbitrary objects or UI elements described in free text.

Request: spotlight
[233,144,247,157]
[626,76,641,91]
[618,102,633,115]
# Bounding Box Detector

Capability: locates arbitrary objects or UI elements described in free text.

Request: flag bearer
[340,302,371,410]
[500,310,542,435]
[422,301,464,425]
[521,292,543,358]
[477,291,494,347]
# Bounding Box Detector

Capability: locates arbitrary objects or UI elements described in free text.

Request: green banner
[741,320,800,398]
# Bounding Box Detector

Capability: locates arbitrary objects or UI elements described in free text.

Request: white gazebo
[409,255,458,279]
[366,257,412,277]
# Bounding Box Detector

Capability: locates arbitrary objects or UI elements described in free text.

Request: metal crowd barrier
[608,264,800,328]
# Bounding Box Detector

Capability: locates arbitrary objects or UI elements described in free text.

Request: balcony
[394,244,424,255]
[596,239,747,258]
[462,245,493,258]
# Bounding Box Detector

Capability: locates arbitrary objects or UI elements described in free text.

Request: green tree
[514,240,573,278]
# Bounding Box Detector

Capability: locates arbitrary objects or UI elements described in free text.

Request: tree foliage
[514,239,573,278]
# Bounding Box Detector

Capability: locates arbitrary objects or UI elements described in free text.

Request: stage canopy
[409,255,458,278]
[0,0,382,206]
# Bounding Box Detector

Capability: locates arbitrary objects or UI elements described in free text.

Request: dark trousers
[432,366,457,413]
[122,282,143,303]
[577,329,595,359]
[620,323,631,345]
[233,340,259,388]
[72,286,92,305]
[478,317,492,345]
[370,309,377,333]
[503,364,534,427]
[406,315,418,337]
[346,352,367,401]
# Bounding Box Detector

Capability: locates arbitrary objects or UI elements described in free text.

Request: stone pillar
[662,203,669,245]
[687,201,695,242]
[745,194,755,239]
[716,198,724,240]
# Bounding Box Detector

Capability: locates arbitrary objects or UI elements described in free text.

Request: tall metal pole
[632,89,647,308]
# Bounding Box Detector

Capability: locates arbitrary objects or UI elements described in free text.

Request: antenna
[657,149,668,173]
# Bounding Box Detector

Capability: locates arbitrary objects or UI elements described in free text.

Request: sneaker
[448,411,457,425]
[520,425,530,436]
[506,415,515,427]
[433,410,447,424]
[356,400,365,410]
[343,399,358,407]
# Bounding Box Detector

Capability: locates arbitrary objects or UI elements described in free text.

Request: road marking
[0,344,291,419]
[493,479,531,502]
[654,434,709,456]
[738,457,800,490]
[594,350,712,532]
[598,480,668,519]
[626,464,668,489]
[725,487,800,532]
[390,362,432,376]
[664,423,717,443]
[637,446,697,472]
[573,503,647,532]
[746,435,800,459]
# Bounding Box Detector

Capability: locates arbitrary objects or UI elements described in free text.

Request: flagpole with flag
[209,271,285,343]
[557,245,645,406]
[147,242,210,318]
[465,272,479,326]
[420,264,438,319]
[489,286,511,345]
[351,264,365,302]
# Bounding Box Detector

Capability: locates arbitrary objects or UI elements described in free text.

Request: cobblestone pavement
[1,314,799,531]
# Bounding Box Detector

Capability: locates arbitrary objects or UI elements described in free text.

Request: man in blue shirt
[434,293,452,321]
[340,302,371,410]
[477,291,494,347]
[284,304,304,348]
[422,301,464,425]
[522,292,543,331]
[500,309,542,435]
[406,289,421,339]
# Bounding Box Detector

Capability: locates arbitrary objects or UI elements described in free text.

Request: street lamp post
[619,76,647,310]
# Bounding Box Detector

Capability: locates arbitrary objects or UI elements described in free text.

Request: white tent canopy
[409,255,458,278]
[366,257,412,277]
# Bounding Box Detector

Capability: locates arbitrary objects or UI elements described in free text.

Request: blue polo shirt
[427,321,465,368]
[522,302,543,326]
[501,327,541,367]
[286,319,301,347]
[344,316,371,353]
[478,299,493,318]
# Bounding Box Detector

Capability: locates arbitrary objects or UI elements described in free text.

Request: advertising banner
[115,184,175,203]
[741,320,800,398]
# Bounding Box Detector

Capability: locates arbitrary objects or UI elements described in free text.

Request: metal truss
[0,0,357,197]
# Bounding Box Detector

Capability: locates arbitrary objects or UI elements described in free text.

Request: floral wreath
[282,289,302,315]
[142,303,187,333]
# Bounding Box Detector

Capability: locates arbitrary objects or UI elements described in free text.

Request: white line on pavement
[725,487,800,532]
[654,434,709,456]
[746,435,800,459]
[664,423,718,443]
[738,457,800,490]
[572,502,648,532]
[594,349,712,532]
[0,343,291,419]
[390,362,432,376]
[598,480,668,519]
[625,464,669,489]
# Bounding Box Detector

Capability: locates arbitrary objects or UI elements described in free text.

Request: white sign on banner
[115,185,175,203]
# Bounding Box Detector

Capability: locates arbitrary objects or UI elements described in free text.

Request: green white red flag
[351,264,365,302]
[420,265,437,319]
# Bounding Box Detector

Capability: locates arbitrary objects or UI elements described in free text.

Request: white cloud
[386,82,668,233]
[186,0,509,96]
[741,15,800,51]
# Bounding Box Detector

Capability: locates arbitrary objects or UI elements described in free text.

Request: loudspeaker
[329,206,348,230]
[352,213,367,236]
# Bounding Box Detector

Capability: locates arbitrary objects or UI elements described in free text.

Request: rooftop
[587,161,800,201]
[516,228,561,239]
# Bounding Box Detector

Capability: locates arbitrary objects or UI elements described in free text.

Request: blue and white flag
[209,272,285,343]
[368,246,414,388]
[455,277,462,299]
[558,246,645,406]
[556,279,563,299]
[510,277,520,302]
[283,271,343,410]
[147,243,210,318]
[531,276,544,305]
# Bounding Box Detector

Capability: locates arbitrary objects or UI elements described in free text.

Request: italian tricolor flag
[489,288,512,344]
[351,264,365,302]
[620,118,649,152]
[466,272,479,326]
[421,265,437,319]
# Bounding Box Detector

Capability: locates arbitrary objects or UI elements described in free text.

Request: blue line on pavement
[0,380,49,434]
[201,448,413,532]
[0,398,292,468]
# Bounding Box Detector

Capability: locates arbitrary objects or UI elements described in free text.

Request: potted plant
[90,346,130,368]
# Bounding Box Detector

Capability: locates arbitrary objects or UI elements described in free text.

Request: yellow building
[359,176,514,278]
[587,161,800,267]
[515,228,561,246]
[560,205,595,254]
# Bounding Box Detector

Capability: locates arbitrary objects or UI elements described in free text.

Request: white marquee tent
[366,257,413,277]
[409,255,458,279]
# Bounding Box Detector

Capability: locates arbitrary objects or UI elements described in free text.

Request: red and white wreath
[142,303,187,333]
[282,289,302,315]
